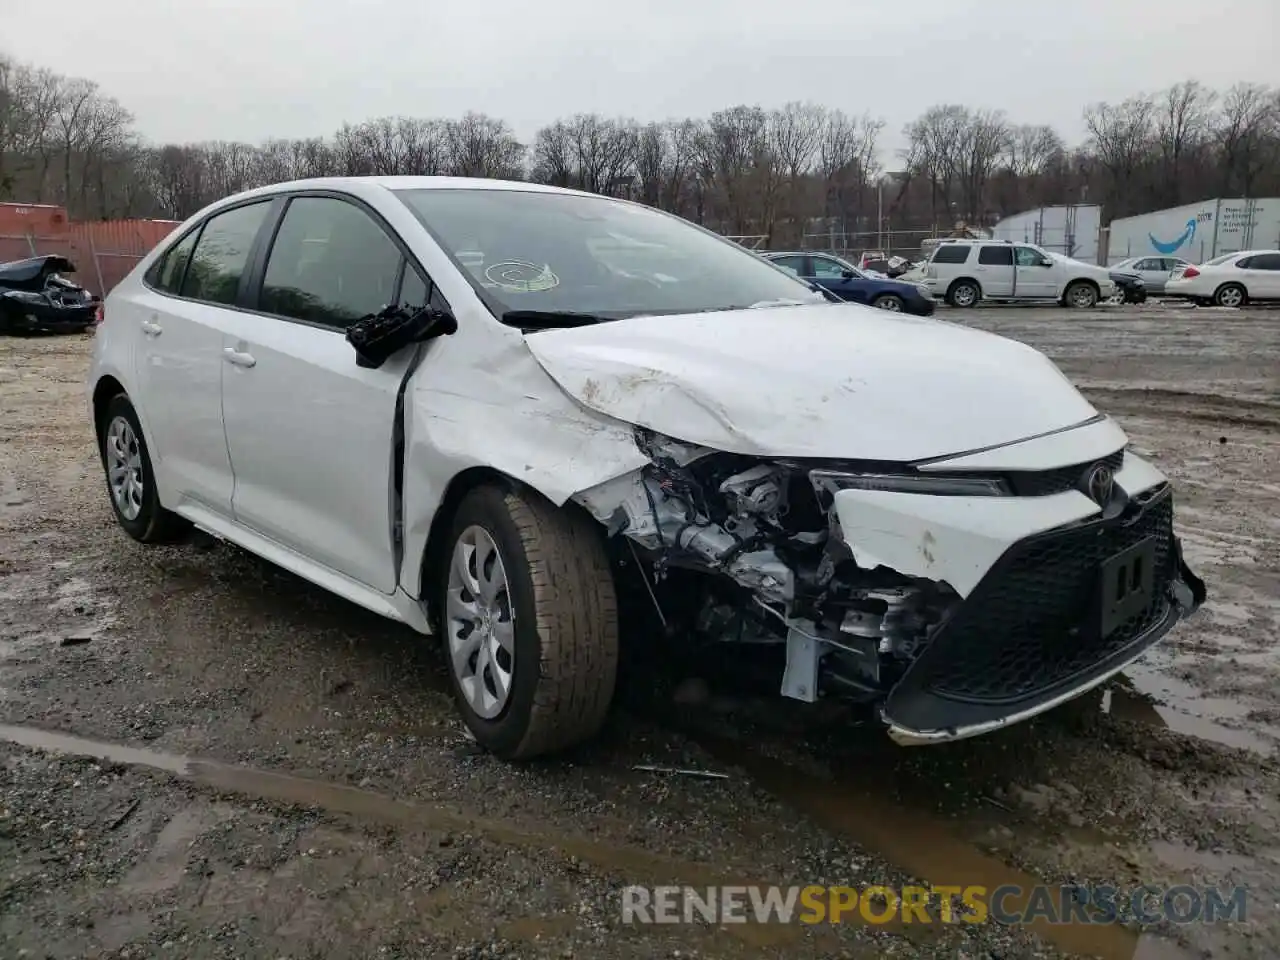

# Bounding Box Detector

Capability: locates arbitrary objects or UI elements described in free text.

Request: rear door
[977,245,1015,297]
[218,192,434,594]
[130,200,274,517]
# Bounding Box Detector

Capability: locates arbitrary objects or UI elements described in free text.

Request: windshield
[394,188,823,323]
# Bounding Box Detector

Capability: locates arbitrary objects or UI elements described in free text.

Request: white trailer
[991,205,1102,263]
[1105,198,1280,265]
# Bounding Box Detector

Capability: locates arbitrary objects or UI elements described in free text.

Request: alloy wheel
[445,525,516,719]
[105,416,144,521]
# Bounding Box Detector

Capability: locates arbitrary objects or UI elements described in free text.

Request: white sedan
[1164,249,1280,306]
[86,176,1206,759]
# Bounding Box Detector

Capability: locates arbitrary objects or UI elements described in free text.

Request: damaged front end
[573,429,1206,745]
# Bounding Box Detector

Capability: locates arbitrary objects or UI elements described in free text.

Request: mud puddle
[0,723,897,952]
[1118,666,1279,756]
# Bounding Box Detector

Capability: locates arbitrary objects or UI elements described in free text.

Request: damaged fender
[397,325,650,609]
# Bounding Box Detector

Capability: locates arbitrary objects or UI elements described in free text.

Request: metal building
[990,205,1102,263]
[1104,198,1280,265]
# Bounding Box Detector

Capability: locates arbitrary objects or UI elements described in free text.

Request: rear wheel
[872,294,904,312]
[1214,283,1246,308]
[946,280,980,308]
[439,485,619,760]
[97,394,190,543]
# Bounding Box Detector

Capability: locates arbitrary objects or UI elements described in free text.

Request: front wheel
[946,280,980,308]
[1063,281,1099,309]
[439,485,619,760]
[872,294,904,312]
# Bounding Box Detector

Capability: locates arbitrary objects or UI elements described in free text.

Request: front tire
[872,294,904,312]
[439,485,619,760]
[1063,280,1099,308]
[946,280,980,308]
[97,394,190,543]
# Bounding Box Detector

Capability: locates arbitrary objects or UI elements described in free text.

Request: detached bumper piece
[881,485,1205,744]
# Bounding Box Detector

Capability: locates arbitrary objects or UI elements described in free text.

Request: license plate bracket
[1097,536,1157,638]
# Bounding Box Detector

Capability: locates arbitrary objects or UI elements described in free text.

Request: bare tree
[1083,94,1156,216]
[1154,80,1214,205]
[1215,82,1278,196]
[818,109,881,241]
[444,112,525,179]
[3,48,1280,263]
[904,105,969,225]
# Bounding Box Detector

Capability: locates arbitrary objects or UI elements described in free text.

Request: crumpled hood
[523,303,1099,462]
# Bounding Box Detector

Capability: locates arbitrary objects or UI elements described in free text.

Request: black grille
[1004,449,1125,497]
[915,488,1174,704]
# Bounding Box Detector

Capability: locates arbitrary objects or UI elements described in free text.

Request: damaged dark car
[0,255,100,335]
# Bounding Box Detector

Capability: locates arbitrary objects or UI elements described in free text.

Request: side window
[1235,256,1253,269]
[978,246,1013,266]
[398,265,430,309]
[1014,246,1043,267]
[151,229,200,294]
[180,202,271,305]
[1248,253,1280,270]
[811,257,850,279]
[931,245,970,264]
[260,196,401,328]
[769,255,807,277]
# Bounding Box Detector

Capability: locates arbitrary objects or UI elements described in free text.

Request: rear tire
[946,280,980,308]
[438,485,619,760]
[1214,283,1246,308]
[97,394,191,543]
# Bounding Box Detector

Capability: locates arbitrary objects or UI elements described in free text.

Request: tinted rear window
[978,246,1013,265]
[932,245,970,264]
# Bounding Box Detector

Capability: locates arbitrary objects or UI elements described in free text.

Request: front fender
[398,333,648,602]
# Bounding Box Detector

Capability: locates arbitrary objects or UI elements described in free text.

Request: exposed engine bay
[574,429,962,704]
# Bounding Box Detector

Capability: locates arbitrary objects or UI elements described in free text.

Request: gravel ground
[1,300,1277,959]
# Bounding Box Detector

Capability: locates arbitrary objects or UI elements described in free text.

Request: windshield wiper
[502,309,606,329]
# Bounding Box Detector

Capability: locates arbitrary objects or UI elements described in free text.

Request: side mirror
[1039,258,1053,267]
[841,269,856,279]
[346,304,457,369]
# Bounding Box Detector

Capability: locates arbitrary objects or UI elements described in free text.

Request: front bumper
[876,484,1205,744]
[906,295,936,317]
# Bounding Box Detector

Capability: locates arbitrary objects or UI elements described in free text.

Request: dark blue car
[762,250,936,316]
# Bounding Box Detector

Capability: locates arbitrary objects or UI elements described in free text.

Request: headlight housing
[810,469,1010,498]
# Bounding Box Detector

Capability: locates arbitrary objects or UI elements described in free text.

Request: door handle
[140,319,162,337]
[223,347,256,368]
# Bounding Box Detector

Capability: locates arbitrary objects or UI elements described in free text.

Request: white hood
[523,304,1098,462]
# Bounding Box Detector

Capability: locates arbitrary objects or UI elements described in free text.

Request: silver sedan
[1112,256,1195,294]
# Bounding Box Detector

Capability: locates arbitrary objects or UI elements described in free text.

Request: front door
[810,255,868,303]
[1013,245,1056,297]
[1239,252,1280,298]
[219,194,430,594]
[130,200,274,516]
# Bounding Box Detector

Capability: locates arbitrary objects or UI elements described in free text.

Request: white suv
[923,239,1116,308]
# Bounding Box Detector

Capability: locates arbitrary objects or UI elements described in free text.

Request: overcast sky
[4,0,1277,159]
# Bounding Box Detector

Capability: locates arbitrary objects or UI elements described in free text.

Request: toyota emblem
[1082,462,1116,505]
